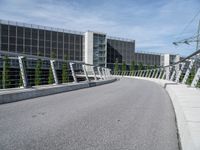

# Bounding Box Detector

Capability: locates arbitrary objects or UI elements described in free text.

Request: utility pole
[195,20,200,72]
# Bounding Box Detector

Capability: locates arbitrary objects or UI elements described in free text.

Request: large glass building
[134,52,161,67]
[0,19,180,72]
[0,20,84,62]
[107,37,135,70]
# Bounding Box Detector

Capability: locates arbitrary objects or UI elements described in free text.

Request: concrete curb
[125,76,197,150]
[0,78,117,104]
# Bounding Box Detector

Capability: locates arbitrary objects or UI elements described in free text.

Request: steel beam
[182,59,195,84]
[18,56,28,88]
[69,63,77,83]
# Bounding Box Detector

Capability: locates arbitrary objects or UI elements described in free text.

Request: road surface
[0,78,179,150]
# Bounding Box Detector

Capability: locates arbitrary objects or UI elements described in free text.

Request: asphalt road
[0,78,179,150]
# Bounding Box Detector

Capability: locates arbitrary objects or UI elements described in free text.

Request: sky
[0,0,200,56]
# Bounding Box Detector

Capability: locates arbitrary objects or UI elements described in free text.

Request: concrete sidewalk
[128,76,200,150]
[0,78,117,104]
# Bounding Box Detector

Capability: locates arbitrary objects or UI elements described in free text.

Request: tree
[122,61,126,74]
[48,51,56,84]
[146,65,151,77]
[138,63,143,70]
[186,67,195,85]
[62,55,69,83]
[130,60,135,76]
[2,56,10,88]
[114,59,119,74]
[153,65,157,78]
[35,59,42,85]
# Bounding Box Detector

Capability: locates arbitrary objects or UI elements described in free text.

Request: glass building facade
[0,20,84,62]
[134,52,161,67]
[107,38,135,70]
[93,33,106,66]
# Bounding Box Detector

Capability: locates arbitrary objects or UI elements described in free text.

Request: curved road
[0,78,179,150]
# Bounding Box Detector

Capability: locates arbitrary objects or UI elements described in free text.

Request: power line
[177,9,200,38]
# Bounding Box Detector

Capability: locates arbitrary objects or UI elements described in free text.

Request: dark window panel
[17,45,23,53]
[25,46,31,54]
[45,41,50,47]
[64,43,69,49]
[52,42,57,48]
[9,44,16,52]
[1,36,8,43]
[39,40,44,47]
[70,44,74,50]
[10,37,16,44]
[32,39,38,47]
[52,32,57,41]
[58,32,63,41]
[38,47,44,56]
[45,48,50,57]
[1,44,8,51]
[64,49,69,57]
[51,49,57,58]
[45,31,51,40]
[70,35,74,43]
[58,49,63,59]
[1,25,8,36]
[75,35,81,43]
[31,47,37,55]
[58,42,63,49]
[39,30,44,40]
[25,28,31,38]
[9,25,16,36]
[70,55,74,60]
[32,29,38,39]
[64,33,69,43]
[17,27,24,37]
[75,44,80,50]
[17,38,23,45]
[25,39,31,45]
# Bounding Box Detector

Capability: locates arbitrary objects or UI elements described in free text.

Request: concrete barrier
[0,78,117,104]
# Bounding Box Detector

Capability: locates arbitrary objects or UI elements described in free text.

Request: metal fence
[113,49,200,88]
[0,51,111,90]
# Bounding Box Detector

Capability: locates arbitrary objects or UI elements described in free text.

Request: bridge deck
[0,78,179,150]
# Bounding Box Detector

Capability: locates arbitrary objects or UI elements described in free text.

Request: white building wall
[164,54,170,80]
[85,31,93,65]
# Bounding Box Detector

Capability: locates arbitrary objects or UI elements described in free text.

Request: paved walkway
[132,77,200,150]
[0,78,179,150]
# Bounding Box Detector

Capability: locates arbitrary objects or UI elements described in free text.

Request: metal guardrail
[0,51,112,90]
[113,49,200,88]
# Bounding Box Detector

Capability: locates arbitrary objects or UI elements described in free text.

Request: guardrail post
[97,67,103,79]
[182,59,195,84]
[133,71,137,76]
[148,70,151,78]
[103,68,107,79]
[175,62,185,83]
[82,64,89,82]
[92,66,97,81]
[155,69,159,78]
[165,66,170,80]
[158,68,163,79]
[191,68,200,87]
[50,60,58,85]
[151,69,155,78]
[162,70,166,79]
[69,62,77,83]
[170,69,175,81]
[18,56,28,88]
[145,70,149,77]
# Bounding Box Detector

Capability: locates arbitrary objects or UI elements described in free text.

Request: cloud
[0,0,199,56]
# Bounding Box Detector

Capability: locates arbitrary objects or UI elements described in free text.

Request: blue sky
[0,0,200,56]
